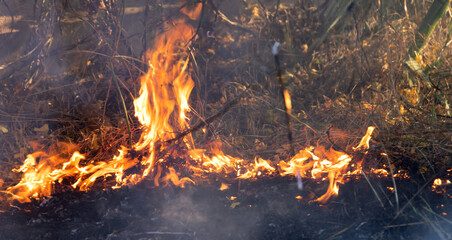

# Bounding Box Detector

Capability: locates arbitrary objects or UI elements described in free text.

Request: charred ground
[1,176,450,240]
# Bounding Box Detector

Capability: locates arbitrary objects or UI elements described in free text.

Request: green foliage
[408,0,451,58]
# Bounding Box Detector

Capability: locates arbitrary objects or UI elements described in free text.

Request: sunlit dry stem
[110,59,133,149]
[361,169,385,208]
[273,42,294,156]
[353,126,375,151]
[164,86,252,145]
[382,143,399,213]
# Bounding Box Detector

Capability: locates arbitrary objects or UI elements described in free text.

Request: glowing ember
[372,168,389,177]
[432,178,451,194]
[220,183,229,191]
[433,178,443,187]
[1,3,379,206]
[387,187,395,193]
[283,89,292,114]
[353,126,375,151]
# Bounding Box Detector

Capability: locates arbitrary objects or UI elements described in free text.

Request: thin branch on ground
[110,59,133,149]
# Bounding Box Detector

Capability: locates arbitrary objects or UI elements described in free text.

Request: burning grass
[0,0,452,239]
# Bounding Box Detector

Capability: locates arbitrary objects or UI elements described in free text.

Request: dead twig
[256,0,269,21]
[164,85,253,145]
[326,126,349,154]
[381,143,399,213]
[272,0,281,21]
[110,59,133,149]
[393,175,438,220]
[361,169,385,208]
[206,0,256,36]
[325,221,357,240]
[132,231,195,237]
[0,39,46,71]
[185,0,206,47]
[273,42,294,156]
[1,0,14,35]
[383,221,427,229]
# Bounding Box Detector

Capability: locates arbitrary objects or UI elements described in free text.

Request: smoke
[157,185,260,240]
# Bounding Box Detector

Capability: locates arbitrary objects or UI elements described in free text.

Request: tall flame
[2,3,376,205]
[3,3,202,203]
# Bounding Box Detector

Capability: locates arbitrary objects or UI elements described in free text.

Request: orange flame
[283,89,292,114]
[353,126,375,151]
[279,146,353,203]
[220,183,229,191]
[432,178,451,195]
[2,3,202,203]
[2,3,378,205]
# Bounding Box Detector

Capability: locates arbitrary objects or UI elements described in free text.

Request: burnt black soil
[0,178,450,240]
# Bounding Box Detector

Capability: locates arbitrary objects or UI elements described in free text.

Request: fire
[433,178,451,195]
[1,3,378,206]
[280,146,353,203]
[160,167,194,188]
[2,3,203,203]
[220,183,229,191]
[353,126,375,151]
[283,89,292,114]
